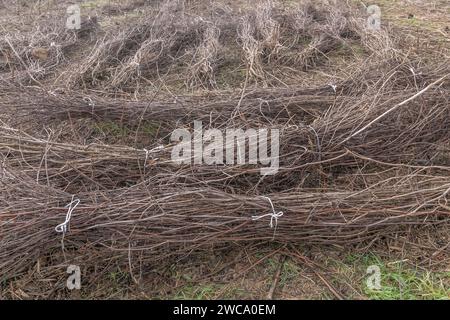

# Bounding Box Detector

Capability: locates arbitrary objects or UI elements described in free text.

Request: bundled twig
[0,124,168,190]
[1,167,449,282]
[187,24,221,89]
[1,85,334,127]
[1,71,448,194]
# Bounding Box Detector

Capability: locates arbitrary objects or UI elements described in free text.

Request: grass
[280,259,302,286]
[80,0,115,9]
[173,283,219,300]
[172,282,249,300]
[363,260,449,300]
[337,253,450,300]
[168,269,240,300]
[93,120,160,142]
[94,121,131,138]
[168,252,450,300]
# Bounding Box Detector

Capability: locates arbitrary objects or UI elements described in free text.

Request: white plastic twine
[328,83,337,93]
[83,97,95,114]
[252,196,284,229]
[55,197,80,234]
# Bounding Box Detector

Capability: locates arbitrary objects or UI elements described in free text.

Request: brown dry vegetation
[0,0,449,299]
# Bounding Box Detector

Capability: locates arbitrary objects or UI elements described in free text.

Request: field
[0,0,449,299]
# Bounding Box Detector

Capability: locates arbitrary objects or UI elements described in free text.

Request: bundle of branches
[1,166,449,282]
[3,65,449,173]
[0,124,166,191]
[237,0,282,81]
[7,52,447,126]
[2,85,335,128]
[186,24,221,89]
[1,73,448,194]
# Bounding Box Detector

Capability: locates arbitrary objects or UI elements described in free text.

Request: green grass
[173,283,219,300]
[364,264,449,300]
[93,120,160,140]
[279,259,302,286]
[346,253,450,300]
[80,0,114,8]
[172,282,248,300]
[108,269,131,285]
[215,63,246,90]
[141,121,161,138]
[94,121,131,138]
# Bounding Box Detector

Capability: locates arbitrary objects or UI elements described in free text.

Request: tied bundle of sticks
[1,65,448,192]
[1,167,449,281]
[0,85,333,127]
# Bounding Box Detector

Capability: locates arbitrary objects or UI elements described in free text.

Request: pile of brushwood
[0,0,449,287]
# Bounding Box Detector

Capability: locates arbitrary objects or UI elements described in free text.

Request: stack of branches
[2,98,450,282]
[186,24,221,89]
[1,166,449,282]
[6,56,449,127]
[1,85,335,128]
[1,70,448,194]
